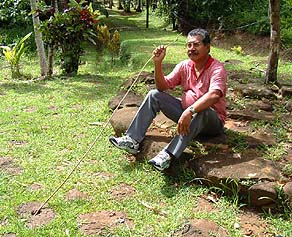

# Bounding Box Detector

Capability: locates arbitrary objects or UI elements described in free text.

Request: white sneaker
[109,135,140,154]
[148,150,172,171]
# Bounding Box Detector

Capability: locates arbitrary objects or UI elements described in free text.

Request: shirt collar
[188,55,214,70]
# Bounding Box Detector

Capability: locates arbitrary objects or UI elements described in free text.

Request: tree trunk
[109,0,114,9]
[47,42,54,76]
[30,0,48,76]
[146,0,149,28]
[136,0,142,12]
[265,0,280,84]
[47,0,57,76]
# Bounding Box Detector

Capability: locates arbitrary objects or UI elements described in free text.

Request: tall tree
[30,0,48,77]
[146,0,149,28]
[265,0,280,84]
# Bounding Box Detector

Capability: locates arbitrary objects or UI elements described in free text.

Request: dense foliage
[0,0,31,27]
[155,0,270,35]
[39,0,105,74]
[0,0,292,50]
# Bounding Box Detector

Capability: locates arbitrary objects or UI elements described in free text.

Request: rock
[137,130,172,160]
[228,110,275,121]
[234,83,276,99]
[246,99,273,112]
[248,182,277,206]
[278,79,292,87]
[109,107,138,136]
[280,86,292,97]
[191,152,281,183]
[283,181,292,209]
[245,130,276,147]
[285,99,292,112]
[121,72,154,89]
[153,113,176,129]
[108,90,143,110]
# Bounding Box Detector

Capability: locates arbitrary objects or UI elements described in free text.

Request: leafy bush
[280,0,292,47]
[40,0,104,75]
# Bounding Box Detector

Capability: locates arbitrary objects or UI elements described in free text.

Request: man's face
[186,35,210,62]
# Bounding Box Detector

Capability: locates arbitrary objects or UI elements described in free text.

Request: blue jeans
[126,89,224,158]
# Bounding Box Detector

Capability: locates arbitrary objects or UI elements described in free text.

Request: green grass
[1,8,292,237]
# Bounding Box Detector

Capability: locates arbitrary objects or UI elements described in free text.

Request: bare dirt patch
[237,208,274,237]
[77,210,134,235]
[0,156,22,175]
[17,202,55,228]
[110,183,136,200]
[193,195,219,213]
[172,219,228,237]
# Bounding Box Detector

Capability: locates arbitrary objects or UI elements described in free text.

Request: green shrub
[40,0,104,75]
[0,32,32,78]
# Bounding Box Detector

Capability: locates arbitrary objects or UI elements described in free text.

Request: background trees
[1,0,291,79]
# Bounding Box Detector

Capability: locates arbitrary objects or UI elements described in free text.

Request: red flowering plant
[40,0,104,75]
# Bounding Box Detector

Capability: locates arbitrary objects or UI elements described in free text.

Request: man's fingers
[177,123,190,136]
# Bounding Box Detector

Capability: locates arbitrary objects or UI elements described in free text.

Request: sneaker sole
[109,137,139,155]
[148,160,170,171]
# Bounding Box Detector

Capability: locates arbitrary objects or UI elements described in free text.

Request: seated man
[109,28,227,171]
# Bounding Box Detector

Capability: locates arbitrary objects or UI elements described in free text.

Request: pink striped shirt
[164,56,227,123]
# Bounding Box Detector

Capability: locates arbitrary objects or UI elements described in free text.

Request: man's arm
[177,89,222,136]
[189,89,222,113]
[152,45,169,91]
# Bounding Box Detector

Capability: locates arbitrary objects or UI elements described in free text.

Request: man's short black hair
[187,29,210,45]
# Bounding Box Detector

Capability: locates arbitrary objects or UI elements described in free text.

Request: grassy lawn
[1,9,291,237]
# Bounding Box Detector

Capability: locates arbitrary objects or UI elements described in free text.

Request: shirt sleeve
[164,62,184,89]
[209,63,227,96]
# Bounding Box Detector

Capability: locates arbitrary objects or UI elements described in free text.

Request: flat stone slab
[228,110,275,121]
[108,90,143,110]
[191,151,281,182]
[234,83,277,99]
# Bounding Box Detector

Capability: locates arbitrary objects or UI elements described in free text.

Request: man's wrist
[188,105,197,114]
